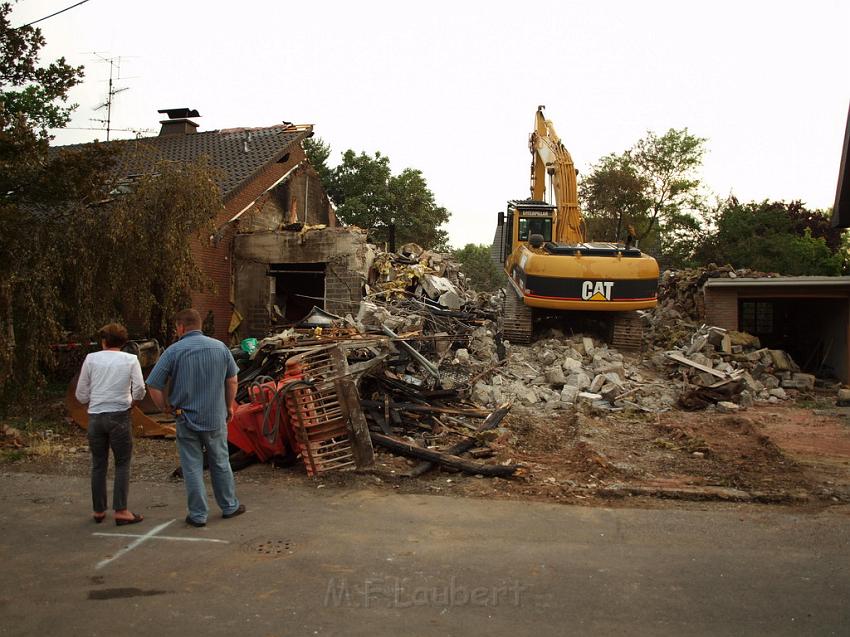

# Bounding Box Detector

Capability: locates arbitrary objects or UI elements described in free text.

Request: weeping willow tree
[2,150,223,404]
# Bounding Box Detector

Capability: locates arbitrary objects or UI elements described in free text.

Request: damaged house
[55,108,371,343]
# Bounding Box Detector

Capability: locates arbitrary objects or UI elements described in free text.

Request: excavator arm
[529,106,585,244]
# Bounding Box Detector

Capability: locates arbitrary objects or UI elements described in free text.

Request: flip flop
[115,513,144,526]
[92,513,106,524]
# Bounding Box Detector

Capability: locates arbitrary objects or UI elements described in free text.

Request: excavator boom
[529,106,584,244]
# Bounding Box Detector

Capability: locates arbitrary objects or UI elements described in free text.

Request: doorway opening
[269,262,326,323]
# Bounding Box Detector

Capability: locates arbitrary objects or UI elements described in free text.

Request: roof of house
[53,124,311,198]
[704,276,850,288]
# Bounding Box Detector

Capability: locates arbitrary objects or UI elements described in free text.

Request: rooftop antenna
[91,54,129,141]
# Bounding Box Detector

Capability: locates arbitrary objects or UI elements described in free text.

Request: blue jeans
[176,420,240,523]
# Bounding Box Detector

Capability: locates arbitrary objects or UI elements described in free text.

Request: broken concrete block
[560,385,579,403]
[564,347,584,362]
[567,371,591,391]
[545,365,567,387]
[737,390,754,408]
[595,361,625,378]
[696,372,718,386]
[837,388,850,406]
[438,290,463,310]
[786,373,815,391]
[715,362,734,374]
[589,374,606,393]
[538,349,558,366]
[687,335,709,355]
[577,391,603,403]
[600,384,619,403]
[769,349,796,371]
[472,382,492,405]
[603,371,623,386]
[562,357,583,373]
[420,274,458,300]
[729,331,761,349]
[707,326,727,342]
[690,352,713,368]
[768,387,787,399]
[716,401,739,414]
[741,372,764,393]
[762,375,780,390]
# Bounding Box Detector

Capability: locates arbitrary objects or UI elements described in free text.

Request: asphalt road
[0,471,848,636]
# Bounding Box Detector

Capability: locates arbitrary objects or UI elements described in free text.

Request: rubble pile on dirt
[652,324,814,412]
[459,332,678,414]
[654,264,780,322]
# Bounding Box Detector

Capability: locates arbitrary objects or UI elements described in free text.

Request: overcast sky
[11,0,850,248]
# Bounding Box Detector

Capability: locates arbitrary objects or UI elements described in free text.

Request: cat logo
[581,280,614,301]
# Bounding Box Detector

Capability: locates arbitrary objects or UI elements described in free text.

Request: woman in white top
[75,323,146,525]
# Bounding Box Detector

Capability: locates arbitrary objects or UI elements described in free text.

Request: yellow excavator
[493,106,659,347]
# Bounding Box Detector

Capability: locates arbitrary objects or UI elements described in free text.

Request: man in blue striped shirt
[147,309,246,527]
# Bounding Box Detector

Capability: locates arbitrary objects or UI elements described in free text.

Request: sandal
[115,512,144,526]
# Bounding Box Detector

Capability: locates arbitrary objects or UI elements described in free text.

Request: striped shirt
[146,330,239,432]
[75,350,146,414]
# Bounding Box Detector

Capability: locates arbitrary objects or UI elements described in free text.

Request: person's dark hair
[99,323,129,348]
[175,308,202,330]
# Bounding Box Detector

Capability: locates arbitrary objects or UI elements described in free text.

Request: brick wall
[189,208,236,343]
[703,287,738,330]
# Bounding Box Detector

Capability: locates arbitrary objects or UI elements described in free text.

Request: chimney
[157,108,200,136]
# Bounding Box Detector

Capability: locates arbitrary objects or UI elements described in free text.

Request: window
[518,217,553,242]
[741,301,774,334]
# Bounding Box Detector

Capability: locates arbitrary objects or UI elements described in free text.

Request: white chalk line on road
[94,532,230,544]
[94,519,176,570]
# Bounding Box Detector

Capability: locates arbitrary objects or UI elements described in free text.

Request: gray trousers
[87,410,133,512]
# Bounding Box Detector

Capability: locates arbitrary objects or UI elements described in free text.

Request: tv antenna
[91,54,129,141]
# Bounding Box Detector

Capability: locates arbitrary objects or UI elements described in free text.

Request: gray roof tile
[53,125,308,196]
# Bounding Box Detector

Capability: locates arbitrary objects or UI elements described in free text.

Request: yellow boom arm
[529,106,585,244]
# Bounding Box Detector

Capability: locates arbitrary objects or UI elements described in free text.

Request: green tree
[0,2,116,398]
[0,3,223,402]
[693,198,844,275]
[579,153,649,242]
[302,136,332,186]
[308,144,451,250]
[452,244,506,292]
[580,128,708,264]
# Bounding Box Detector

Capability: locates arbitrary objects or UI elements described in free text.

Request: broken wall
[237,164,332,232]
[233,227,373,337]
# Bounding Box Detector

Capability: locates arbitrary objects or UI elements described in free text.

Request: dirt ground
[3,395,850,510]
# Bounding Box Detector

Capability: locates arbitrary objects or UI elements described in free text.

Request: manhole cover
[242,538,293,557]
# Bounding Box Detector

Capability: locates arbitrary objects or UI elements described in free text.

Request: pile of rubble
[654,264,779,322]
[653,324,814,413]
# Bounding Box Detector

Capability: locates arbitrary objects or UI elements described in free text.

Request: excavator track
[502,288,534,344]
[611,312,644,351]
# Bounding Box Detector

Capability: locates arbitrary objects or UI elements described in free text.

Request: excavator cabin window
[518,217,553,242]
